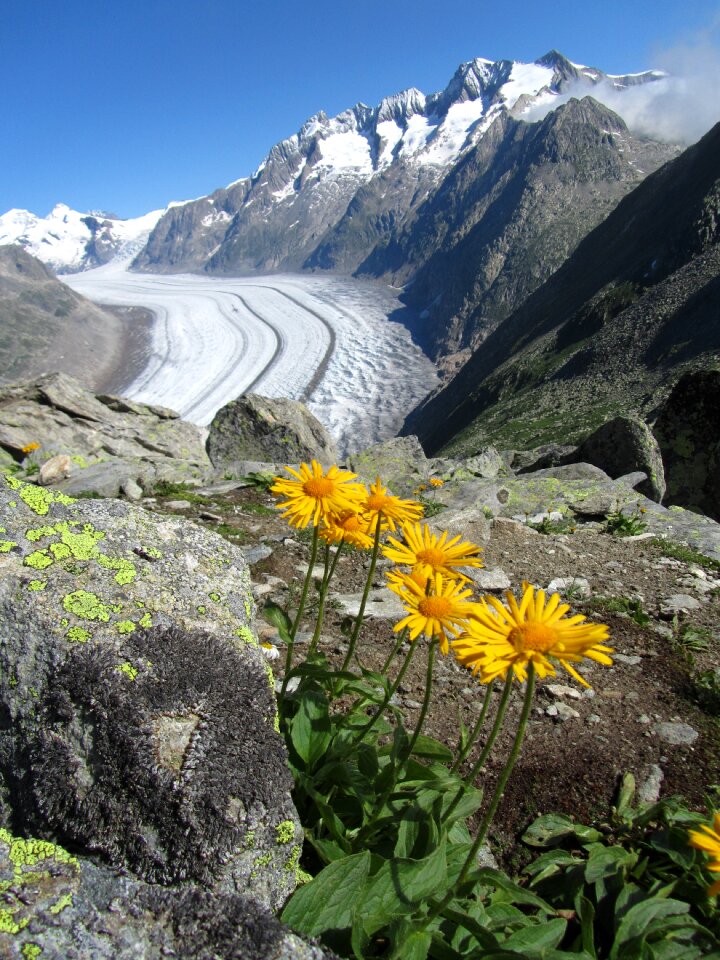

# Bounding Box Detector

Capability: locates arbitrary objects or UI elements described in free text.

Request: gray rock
[206,394,338,469]
[659,593,702,616]
[571,416,666,502]
[654,368,720,521]
[554,702,581,721]
[467,566,511,592]
[120,477,144,501]
[0,475,300,910]
[546,576,591,599]
[0,372,211,495]
[0,836,329,959]
[427,503,492,547]
[347,435,429,497]
[637,764,665,803]
[241,543,274,565]
[652,722,699,746]
[333,588,406,621]
[456,447,507,479]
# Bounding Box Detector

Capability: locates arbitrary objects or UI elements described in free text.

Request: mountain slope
[401,121,720,454]
[0,244,149,390]
[132,51,666,278]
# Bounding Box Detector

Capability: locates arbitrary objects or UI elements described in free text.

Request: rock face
[570,416,666,503]
[0,372,212,496]
[206,394,339,470]
[0,476,304,943]
[654,368,720,520]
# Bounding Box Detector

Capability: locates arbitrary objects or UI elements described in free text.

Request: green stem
[425,663,536,928]
[406,637,438,757]
[450,681,495,773]
[442,672,514,825]
[281,525,319,699]
[350,636,418,746]
[341,514,383,672]
[308,541,345,657]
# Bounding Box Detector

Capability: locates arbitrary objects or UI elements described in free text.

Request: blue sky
[3,0,720,219]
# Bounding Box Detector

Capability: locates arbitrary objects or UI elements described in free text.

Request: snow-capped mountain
[134,50,667,276]
[0,203,165,274]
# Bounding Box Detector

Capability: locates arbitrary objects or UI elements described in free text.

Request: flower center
[303,477,335,498]
[366,494,388,512]
[339,514,360,531]
[416,547,446,568]
[418,595,452,619]
[508,622,557,653]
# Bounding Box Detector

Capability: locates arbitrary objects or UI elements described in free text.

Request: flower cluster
[689,812,720,897]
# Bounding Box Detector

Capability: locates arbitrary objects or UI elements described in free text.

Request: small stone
[637,764,664,803]
[199,510,223,522]
[546,576,591,599]
[546,683,583,700]
[586,714,602,724]
[242,544,274,564]
[652,721,699,745]
[545,704,559,717]
[614,654,642,666]
[554,702,580,721]
[38,453,74,486]
[468,567,511,591]
[659,594,701,617]
[164,499,192,510]
[637,714,651,724]
[121,478,144,501]
[276,677,300,693]
[403,699,422,710]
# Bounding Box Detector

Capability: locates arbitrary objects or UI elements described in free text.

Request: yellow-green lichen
[209,591,222,602]
[138,612,152,628]
[27,580,47,591]
[275,820,295,844]
[66,626,92,643]
[48,893,73,915]
[235,626,258,648]
[70,455,89,468]
[63,590,119,622]
[0,539,18,552]
[24,550,54,570]
[0,908,28,934]
[196,605,206,614]
[97,553,137,585]
[141,545,162,559]
[25,525,57,542]
[22,943,42,959]
[284,844,302,873]
[117,662,139,681]
[115,620,136,635]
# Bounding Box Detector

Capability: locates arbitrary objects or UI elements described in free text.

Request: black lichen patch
[24,625,293,885]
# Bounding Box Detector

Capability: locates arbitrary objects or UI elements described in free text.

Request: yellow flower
[383,521,483,582]
[320,509,374,550]
[270,460,366,528]
[386,566,430,594]
[21,442,40,454]
[362,477,423,533]
[429,477,444,488]
[452,583,612,687]
[391,571,478,654]
[689,812,720,897]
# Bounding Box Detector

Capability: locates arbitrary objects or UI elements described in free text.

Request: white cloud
[522,22,720,146]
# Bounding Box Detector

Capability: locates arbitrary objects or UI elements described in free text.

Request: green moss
[27,580,47,591]
[115,620,136,635]
[24,550,53,570]
[66,626,92,643]
[275,820,295,844]
[63,590,119,622]
[117,661,139,681]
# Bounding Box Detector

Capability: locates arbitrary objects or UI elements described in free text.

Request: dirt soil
[151,483,720,863]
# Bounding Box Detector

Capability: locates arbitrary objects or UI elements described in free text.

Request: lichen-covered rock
[0,827,332,959]
[0,475,301,912]
[654,368,720,520]
[0,372,212,496]
[346,435,429,496]
[571,416,666,502]
[206,394,338,471]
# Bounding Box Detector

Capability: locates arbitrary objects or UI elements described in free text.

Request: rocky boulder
[206,394,339,472]
[570,416,666,502]
[654,368,720,521]
[0,372,212,496]
[346,435,430,496]
[0,476,302,915]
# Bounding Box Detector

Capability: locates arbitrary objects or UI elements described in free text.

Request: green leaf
[523,813,602,848]
[584,845,637,883]
[442,906,503,951]
[290,690,332,767]
[281,851,371,935]
[389,923,432,960]
[358,840,448,935]
[470,868,556,912]
[574,894,597,958]
[609,899,690,960]
[263,601,292,637]
[410,734,454,762]
[502,918,567,955]
[394,808,439,859]
[309,836,347,864]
